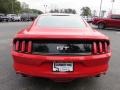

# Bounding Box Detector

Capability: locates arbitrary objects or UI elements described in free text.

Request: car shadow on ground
[104,28,120,31]
[19,76,101,90]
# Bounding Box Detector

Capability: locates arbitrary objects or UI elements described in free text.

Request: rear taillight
[92,41,110,55]
[21,41,25,52]
[13,39,110,55]
[14,39,32,53]
[93,42,97,54]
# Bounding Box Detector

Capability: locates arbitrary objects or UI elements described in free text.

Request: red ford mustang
[12,13,111,82]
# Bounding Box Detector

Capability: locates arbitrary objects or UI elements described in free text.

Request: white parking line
[116,32,120,34]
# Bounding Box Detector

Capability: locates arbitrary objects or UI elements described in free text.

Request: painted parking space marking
[116,32,120,34]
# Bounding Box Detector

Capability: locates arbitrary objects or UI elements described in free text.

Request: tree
[50,9,54,13]
[0,0,43,15]
[14,1,21,14]
[81,7,92,17]
[21,8,43,14]
[30,9,43,14]
[49,8,76,14]
[72,9,76,14]
[0,0,21,14]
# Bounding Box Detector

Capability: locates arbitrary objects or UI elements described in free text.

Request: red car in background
[12,13,111,82]
[92,14,120,29]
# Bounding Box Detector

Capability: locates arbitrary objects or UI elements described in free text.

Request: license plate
[53,62,73,72]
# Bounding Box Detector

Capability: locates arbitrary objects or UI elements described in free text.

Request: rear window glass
[37,16,86,28]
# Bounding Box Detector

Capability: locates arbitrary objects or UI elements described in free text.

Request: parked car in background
[82,16,93,23]
[0,13,9,22]
[92,14,120,29]
[12,15,21,21]
[20,14,31,21]
[12,13,111,82]
[7,14,21,22]
[0,14,4,22]
[20,13,38,21]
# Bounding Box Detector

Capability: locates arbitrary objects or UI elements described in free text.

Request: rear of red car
[12,14,111,82]
[92,18,101,25]
[92,17,106,27]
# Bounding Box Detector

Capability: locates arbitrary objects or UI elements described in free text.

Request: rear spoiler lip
[14,35,109,41]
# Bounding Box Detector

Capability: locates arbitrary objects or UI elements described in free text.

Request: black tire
[98,23,105,29]
[95,74,101,77]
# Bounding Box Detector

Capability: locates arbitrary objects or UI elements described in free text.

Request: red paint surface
[12,14,111,82]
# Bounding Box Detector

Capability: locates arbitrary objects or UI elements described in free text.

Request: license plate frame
[53,62,73,72]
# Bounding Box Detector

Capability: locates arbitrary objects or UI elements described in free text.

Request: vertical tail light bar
[21,41,25,52]
[28,41,32,53]
[99,42,103,53]
[93,42,97,54]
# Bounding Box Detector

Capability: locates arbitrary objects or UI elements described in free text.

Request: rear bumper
[12,51,111,81]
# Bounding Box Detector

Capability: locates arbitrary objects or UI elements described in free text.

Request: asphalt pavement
[0,22,120,90]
